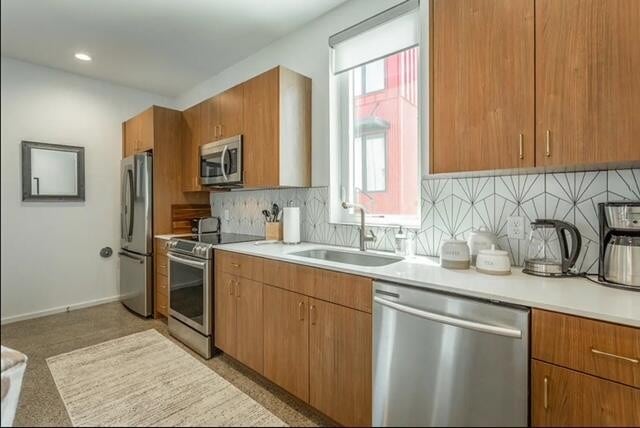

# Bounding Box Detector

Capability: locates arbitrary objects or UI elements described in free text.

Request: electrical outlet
[224,209,230,221]
[507,216,526,240]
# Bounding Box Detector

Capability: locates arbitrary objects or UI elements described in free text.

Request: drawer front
[532,360,640,427]
[156,255,168,277]
[156,238,169,256]
[312,269,372,313]
[218,251,263,281]
[533,309,640,388]
[156,273,168,296]
[264,258,372,313]
[156,291,168,317]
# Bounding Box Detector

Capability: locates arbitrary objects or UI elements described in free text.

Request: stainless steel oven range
[166,232,262,358]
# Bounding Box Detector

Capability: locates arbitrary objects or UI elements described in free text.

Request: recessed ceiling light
[74,53,92,62]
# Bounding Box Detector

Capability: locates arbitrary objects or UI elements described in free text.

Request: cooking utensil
[523,219,581,277]
[271,203,280,222]
[262,209,272,222]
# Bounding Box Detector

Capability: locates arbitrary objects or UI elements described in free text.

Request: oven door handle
[168,253,208,269]
[221,145,229,182]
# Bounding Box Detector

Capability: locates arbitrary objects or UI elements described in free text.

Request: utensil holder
[265,222,283,241]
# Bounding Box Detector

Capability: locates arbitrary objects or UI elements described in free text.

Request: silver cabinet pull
[591,348,639,364]
[374,296,522,338]
[543,376,549,410]
[519,134,524,160]
[545,129,551,157]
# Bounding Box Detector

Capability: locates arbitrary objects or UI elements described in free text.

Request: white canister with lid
[476,245,511,275]
[440,239,470,269]
[467,227,499,265]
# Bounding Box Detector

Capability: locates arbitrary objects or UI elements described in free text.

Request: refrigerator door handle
[118,251,144,264]
[374,296,523,338]
[127,169,134,240]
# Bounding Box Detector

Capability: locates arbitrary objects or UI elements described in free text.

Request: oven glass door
[168,253,210,335]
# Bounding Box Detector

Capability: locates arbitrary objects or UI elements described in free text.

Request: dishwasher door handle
[374,296,522,338]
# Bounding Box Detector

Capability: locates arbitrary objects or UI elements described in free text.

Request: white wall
[176,0,401,186]
[1,57,172,323]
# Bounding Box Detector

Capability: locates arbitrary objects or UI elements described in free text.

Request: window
[353,59,386,96]
[329,0,420,227]
[354,134,387,192]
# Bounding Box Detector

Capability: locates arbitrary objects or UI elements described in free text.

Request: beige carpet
[46,329,286,427]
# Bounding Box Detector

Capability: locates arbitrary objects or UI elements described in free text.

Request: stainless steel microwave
[200,135,243,187]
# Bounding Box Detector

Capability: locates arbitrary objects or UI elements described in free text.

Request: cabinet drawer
[217,251,263,281]
[532,360,640,427]
[156,291,168,317]
[533,309,640,388]
[156,273,168,296]
[156,239,169,256]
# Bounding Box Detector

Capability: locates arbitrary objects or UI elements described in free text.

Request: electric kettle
[523,219,582,277]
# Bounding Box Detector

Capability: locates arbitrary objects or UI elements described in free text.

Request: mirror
[22,141,85,201]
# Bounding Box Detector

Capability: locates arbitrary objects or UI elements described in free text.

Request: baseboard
[1,295,122,325]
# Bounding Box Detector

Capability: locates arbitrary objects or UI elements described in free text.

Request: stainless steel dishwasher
[373,281,529,427]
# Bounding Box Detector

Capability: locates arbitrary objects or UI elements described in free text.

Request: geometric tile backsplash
[211,168,639,273]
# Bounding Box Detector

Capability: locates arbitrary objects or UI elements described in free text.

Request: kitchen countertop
[213,241,640,328]
[155,234,191,240]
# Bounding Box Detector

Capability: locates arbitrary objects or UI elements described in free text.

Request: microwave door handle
[221,145,229,182]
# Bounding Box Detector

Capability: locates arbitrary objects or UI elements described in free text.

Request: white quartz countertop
[212,241,640,328]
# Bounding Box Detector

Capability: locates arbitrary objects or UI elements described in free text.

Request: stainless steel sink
[291,248,403,267]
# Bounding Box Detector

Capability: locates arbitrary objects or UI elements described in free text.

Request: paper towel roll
[283,207,300,244]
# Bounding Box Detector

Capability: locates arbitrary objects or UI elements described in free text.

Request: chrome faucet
[342,201,376,251]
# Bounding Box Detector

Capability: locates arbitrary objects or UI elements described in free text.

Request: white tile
[608,168,640,201]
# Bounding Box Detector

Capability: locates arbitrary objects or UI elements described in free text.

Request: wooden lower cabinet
[309,298,372,427]
[235,277,264,374]
[214,271,237,356]
[532,359,640,427]
[263,285,309,402]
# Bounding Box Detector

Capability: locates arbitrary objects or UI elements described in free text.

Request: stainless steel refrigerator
[119,153,153,317]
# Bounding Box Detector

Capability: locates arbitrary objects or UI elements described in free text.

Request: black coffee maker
[598,202,640,288]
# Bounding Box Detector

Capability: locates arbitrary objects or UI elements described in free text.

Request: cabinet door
[243,68,280,188]
[137,107,154,152]
[218,84,244,140]
[263,285,309,402]
[214,271,237,357]
[532,360,640,427]
[182,103,204,192]
[205,95,220,142]
[536,0,640,167]
[123,116,139,157]
[432,0,534,173]
[236,277,264,374]
[309,298,372,427]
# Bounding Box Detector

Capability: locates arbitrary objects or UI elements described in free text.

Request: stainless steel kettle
[523,219,582,277]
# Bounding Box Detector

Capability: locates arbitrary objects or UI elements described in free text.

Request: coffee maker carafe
[599,202,640,289]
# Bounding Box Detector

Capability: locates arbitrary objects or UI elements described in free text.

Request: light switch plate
[507,216,526,240]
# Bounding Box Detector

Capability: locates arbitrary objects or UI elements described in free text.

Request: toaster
[191,216,221,234]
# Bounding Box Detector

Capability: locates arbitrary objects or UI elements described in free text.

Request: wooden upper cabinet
[536,0,640,167]
[122,107,154,157]
[532,360,640,427]
[243,66,311,188]
[181,102,204,192]
[205,84,244,143]
[432,0,535,173]
[218,84,244,140]
[263,285,309,402]
[309,298,372,427]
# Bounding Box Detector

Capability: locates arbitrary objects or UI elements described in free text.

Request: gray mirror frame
[21,141,85,202]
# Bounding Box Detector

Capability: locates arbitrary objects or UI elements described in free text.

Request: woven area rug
[46,329,286,427]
